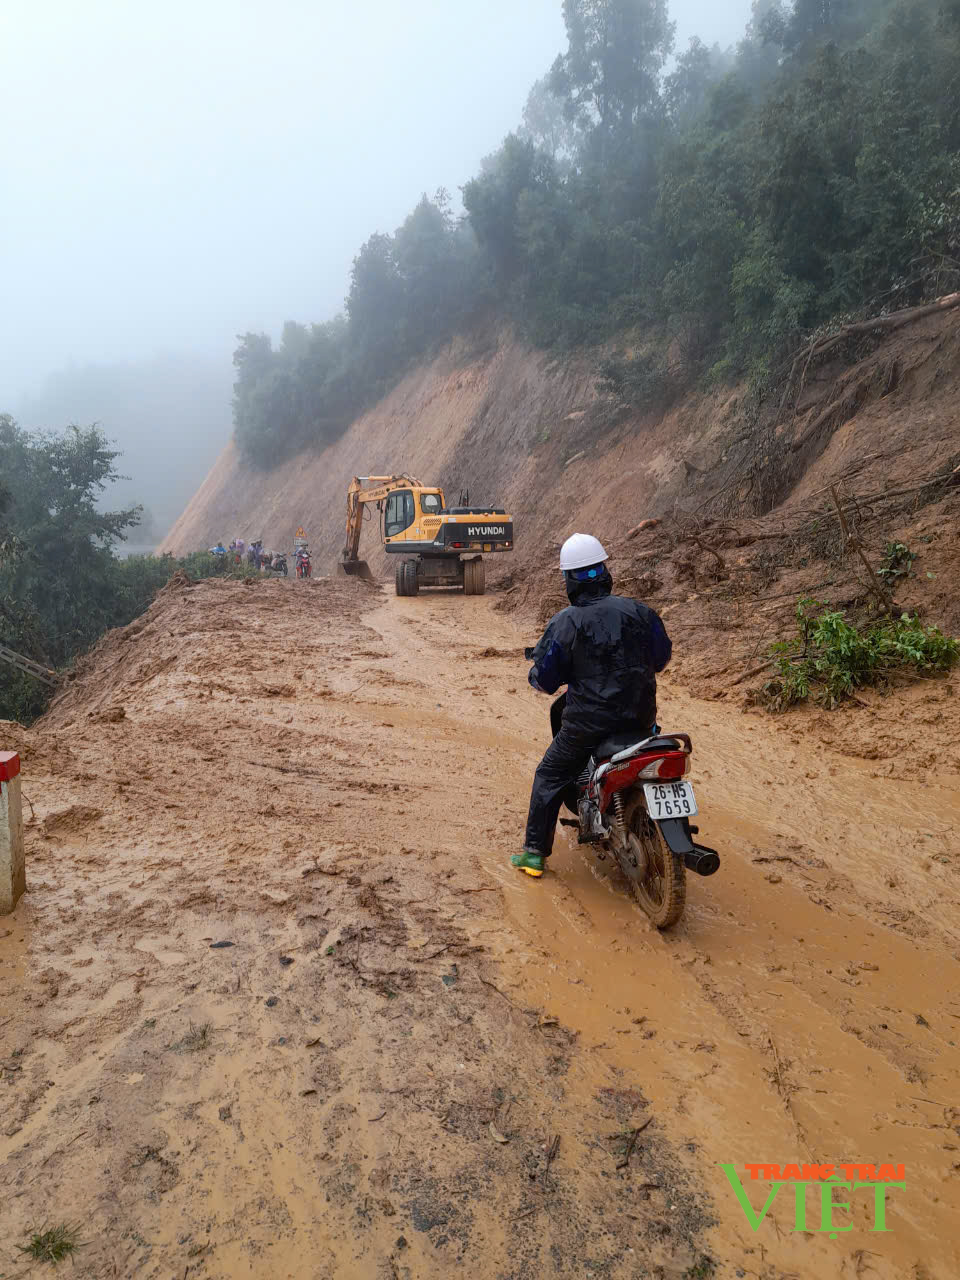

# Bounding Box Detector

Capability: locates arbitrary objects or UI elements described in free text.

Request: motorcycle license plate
[643,781,698,819]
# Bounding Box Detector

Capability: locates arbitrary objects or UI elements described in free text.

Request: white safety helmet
[559,533,608,572]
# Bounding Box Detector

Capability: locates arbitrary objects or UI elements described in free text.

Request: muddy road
[2,577,958,1279]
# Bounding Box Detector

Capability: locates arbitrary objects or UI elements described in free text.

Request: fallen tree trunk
[778,291,960,423]
[807,291,960,358]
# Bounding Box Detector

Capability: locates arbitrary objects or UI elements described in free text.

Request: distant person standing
[235,536,246,565]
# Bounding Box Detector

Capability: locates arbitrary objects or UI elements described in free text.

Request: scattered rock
[626,518,661,539]
[40,804,104,838]
[209,940,235,949]
[265,997,279,1007]
[263,683,295,698]
[279,955,294,967]
[92,705,126,723]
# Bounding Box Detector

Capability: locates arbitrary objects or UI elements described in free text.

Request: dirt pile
[3,573,960,1277]
[2,577,715,1279]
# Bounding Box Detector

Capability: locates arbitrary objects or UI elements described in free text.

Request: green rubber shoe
[511,850,545,878]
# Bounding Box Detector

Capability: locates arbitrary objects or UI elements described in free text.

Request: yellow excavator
[339,475,514,596]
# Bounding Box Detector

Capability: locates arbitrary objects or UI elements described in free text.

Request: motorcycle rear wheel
[618,796,686,929]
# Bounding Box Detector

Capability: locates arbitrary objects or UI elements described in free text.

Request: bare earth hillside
[162,315,960,675]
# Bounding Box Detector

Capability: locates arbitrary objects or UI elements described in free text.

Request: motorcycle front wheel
[617,795,686,929]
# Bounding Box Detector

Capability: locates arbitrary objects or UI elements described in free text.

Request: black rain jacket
[528,571,671,742]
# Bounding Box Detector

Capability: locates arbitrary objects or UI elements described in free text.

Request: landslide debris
[2,575,712,1279]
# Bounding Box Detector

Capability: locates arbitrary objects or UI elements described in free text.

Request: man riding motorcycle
[512,533,672,879]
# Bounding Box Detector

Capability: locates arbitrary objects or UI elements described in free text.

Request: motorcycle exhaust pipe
[683,845,720,877]
[658,820,721,876]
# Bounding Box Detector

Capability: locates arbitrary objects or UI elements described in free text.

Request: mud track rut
[2,577,959,1279]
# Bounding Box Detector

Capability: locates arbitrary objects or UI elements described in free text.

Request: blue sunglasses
[571,564,605,582]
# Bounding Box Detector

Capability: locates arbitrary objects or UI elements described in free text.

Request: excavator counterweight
[340,474,514,597]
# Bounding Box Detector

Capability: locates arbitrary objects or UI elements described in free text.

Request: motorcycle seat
[596,733,682,762]
[594,726,657,759]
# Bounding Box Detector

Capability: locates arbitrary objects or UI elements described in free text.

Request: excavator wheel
[463,558,485,596]
[396,559,419,597]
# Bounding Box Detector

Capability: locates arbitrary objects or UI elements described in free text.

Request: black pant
[523,727,595,858]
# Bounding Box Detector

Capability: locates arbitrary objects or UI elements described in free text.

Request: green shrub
[764,596,959,710]
[18,1223,82,1265]
[877,541,915,584]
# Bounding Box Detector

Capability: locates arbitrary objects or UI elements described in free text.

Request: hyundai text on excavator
[339,475,514,596]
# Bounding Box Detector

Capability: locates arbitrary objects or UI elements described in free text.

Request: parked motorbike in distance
[272,554,288,577]
[548,693,720,928]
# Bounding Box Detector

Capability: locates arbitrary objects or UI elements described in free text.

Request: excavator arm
[341,475,423,576]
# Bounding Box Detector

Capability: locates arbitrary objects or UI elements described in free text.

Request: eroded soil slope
[3,575,960,1279]
[499,309,960,700]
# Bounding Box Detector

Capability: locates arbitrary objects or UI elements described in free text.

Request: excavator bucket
[339,558,374,582]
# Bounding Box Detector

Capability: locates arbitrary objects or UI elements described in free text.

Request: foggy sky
[2,0,754,405]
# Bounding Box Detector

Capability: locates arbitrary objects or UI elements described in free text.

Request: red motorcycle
[552,696,719,928]
[296,550,312,580]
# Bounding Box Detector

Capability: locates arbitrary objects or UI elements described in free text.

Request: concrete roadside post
[0,751,25,914]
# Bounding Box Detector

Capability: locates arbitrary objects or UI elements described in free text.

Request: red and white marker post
[0,752,25,914]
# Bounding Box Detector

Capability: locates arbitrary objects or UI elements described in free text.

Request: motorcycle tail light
[657,754,687,780]
[636,753,687,780]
